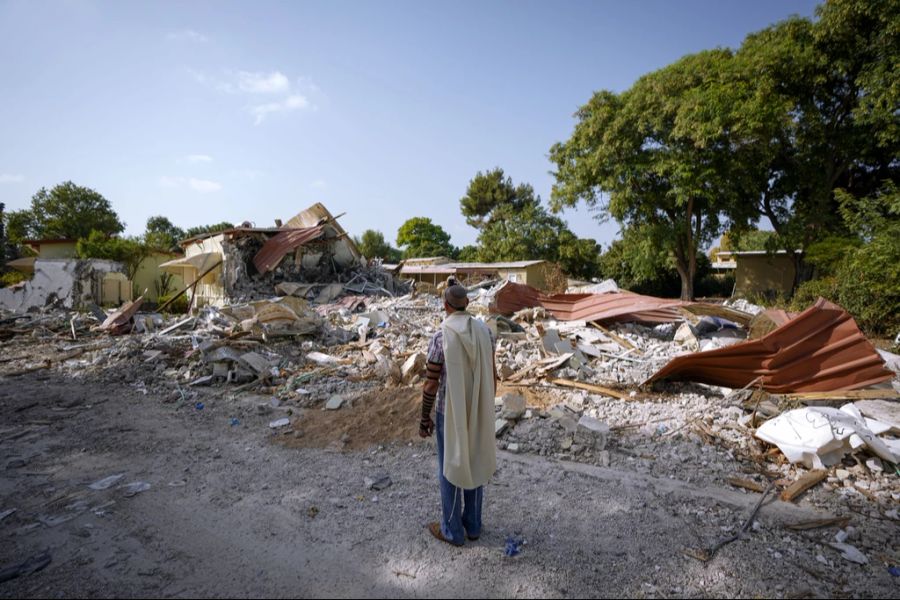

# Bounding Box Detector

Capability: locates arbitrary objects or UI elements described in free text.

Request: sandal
[427,522,463,547]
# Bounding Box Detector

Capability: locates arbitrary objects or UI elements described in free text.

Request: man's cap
[444,284,469,310]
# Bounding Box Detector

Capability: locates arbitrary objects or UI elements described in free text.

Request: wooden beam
[780,469,828,502]
[589,321,643,355]
[549,378,631,400]
[726,477,767,493]
[778,390,900,402]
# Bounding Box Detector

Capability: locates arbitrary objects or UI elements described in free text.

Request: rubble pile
[3,233,899,565]
[225,233,409,305]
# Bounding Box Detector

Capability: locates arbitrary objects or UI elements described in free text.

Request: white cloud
[0,173,24,184]
[168,29,208,43]
[187,68,316,123]
[159,176,222,193]
[188,178,222,193]
[310,179,327,190]
[185,154,213,164]
[251,94,310,124]
[238,71,290,94]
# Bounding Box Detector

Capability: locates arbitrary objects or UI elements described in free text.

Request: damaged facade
[0,258,131,312]
[163,203,403,308]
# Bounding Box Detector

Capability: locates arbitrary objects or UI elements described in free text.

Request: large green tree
[144,216,185,252]
[10,181,125,241]
[460,168,601,279]
[728,0,898,283]
[354,229,401,262]
[550,50,760,299]
[396,217,456,258]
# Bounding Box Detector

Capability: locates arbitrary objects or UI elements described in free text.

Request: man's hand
[419,415,434,438]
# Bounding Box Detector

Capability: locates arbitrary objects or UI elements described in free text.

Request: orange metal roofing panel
[648,298,893,393]
[253,226,324,273]
[490,280,684,324]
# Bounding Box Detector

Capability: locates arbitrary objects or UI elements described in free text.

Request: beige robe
[441,311,497,489]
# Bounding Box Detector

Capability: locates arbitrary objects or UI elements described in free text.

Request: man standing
[419,283,497,546]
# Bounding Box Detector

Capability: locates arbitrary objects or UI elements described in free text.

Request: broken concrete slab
[575,416,610,450]
[500,393,526,420]
[401,352,425,384]
[325,395,345,410]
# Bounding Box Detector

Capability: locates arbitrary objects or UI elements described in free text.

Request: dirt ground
[1,370,898,599]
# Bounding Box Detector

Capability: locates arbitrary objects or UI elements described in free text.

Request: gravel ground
[2,370,898,599]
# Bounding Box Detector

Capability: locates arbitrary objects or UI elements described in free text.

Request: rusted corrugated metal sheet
[648,298,893,392]
[490,281,544,315]
[253,226,325,273]
[489,281,683,324]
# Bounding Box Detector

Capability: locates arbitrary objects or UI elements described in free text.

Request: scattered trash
[504,536,524,557]
[269,417,291,428]
[88,473,126,490]
[828,542,868,565]
[195,402,205,411]
[121,481,151,498]
[229,417,240,427]
[364,475,392,491]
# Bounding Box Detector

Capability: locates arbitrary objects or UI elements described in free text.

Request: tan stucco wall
[34,242,78,258]
[734,255,796,297]
[133,252,185,302]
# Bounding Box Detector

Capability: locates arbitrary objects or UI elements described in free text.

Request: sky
[0,0,820,250]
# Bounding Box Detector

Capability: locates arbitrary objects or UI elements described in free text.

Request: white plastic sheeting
[755,404,899,469]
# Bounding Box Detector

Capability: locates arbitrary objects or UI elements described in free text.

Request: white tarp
[755,404,899,469]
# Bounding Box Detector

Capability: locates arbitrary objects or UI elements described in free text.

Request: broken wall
[0,258,126,312]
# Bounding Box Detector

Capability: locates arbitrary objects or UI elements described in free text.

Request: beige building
[161,203,361,308]
[717,250,800,298]
[399,259,549,290]
[8,239,184,304]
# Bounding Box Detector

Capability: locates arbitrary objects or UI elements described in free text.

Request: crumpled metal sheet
[253,225,325,273]
[489,280,684,324]
[648,298,893,393]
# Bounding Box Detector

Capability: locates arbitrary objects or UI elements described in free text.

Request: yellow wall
[735,255,796,297]
[134,252,185,302]
[34,242,78,258]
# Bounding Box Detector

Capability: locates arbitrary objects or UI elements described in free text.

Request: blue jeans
[435,411,484,544]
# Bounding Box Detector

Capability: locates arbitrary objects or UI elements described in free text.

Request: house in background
[161,202,363,308]
[399,258,549,289]
[715,250,801,298]
[3,238,184,307]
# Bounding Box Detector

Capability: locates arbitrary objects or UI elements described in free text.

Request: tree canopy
[7,181,124,242]
[144,216,186,252]
[396,217,456,259]
[461,169,601,279]
[549,0,899,299]
[354,229,401,262]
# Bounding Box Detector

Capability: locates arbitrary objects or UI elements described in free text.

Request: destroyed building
[160,203,403,308]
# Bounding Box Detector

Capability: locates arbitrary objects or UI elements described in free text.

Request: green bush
[0,270,30,288]
[834,225,900,336]
[789,225,900,336]
[157,293,190,314]
[789,277,840,312]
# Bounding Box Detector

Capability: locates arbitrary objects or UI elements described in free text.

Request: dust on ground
[284,387,421,450]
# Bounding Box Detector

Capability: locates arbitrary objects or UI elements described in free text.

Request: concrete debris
[2,207,898,524]
[755,405,899,469]
[500,393,526,420]
[325,395,345,410]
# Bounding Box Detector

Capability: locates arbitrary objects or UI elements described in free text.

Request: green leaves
[23,181,124,241]
[396,217,455,259]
